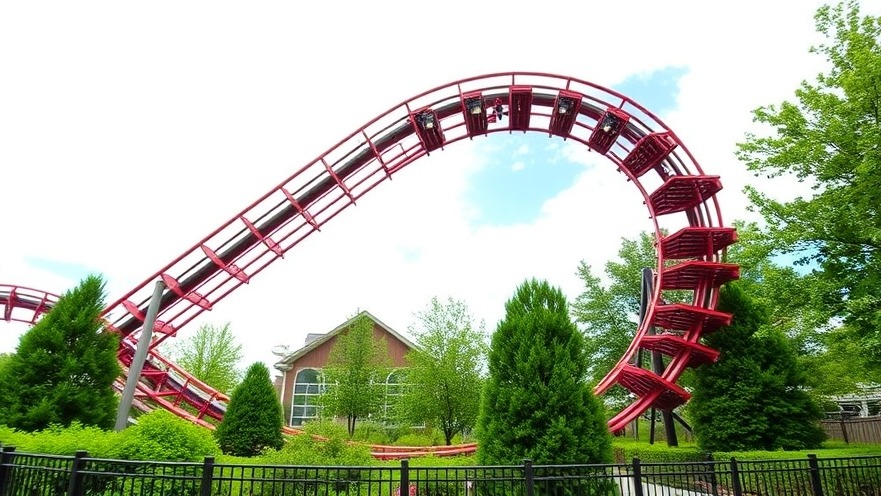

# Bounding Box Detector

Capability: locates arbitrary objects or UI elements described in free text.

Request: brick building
[272,310,416,426]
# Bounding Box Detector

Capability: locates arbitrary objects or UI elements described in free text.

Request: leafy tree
[689,282,826,451]
[398,297,487,445]
[572,232,691,394]
[319,314,390,438]
[0,353,11,376]
[735,1,881,363]
[214,361,284,456]
[728,222,881,394]
[726,222,836,354]
[169,322,243,394]
[0,275,120,431]
[477,279,612,465]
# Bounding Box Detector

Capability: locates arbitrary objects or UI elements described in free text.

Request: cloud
[1,0,869,374]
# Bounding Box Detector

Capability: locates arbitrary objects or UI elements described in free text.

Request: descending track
[3,72,738,453]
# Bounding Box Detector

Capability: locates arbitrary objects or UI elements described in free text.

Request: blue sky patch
[25,257,97,282]
[466,133,582,226]
[615,66,688,116]
[464,67,687,227]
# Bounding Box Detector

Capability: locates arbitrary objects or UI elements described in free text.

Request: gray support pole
[114,280,166,431]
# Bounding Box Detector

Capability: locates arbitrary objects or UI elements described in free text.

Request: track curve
[5,72,738,455]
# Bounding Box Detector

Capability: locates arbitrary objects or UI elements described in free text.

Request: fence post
[523,459,534,496]
[807,454,825,496]
[705,453,719,496]
[839,416,850,444]
[632,457,644,496]
[400,459,409,496]
[200,456,215,496]
[729,457,743,496]
[66,450,88,496]
[0,446,16,492]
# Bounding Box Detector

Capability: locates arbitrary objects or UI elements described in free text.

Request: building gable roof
[273,310,416,370]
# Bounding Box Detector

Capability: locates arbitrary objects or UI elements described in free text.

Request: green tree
[0,353,11,376]
[0,275,120,431]
[572,232,691,394]
[736,1,881,363]
[214,361,284,456]
[688,282,826,451]
[477,279,612,465]
[728,222,881,395]
[320,313,390,438]
[169,322,243,394]
[399,297,487,445]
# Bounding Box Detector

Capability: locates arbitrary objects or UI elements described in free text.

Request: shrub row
[0,410,218,462]
[4,414,880,467]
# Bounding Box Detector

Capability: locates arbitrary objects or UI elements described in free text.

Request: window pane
[296,369,320,383]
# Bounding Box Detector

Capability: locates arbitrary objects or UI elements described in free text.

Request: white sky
[2,1,877,373]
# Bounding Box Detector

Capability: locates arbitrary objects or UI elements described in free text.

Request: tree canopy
[477,279,612,465]
[398,297,487,445]
[571,231,691,400]
[736,0,881,365]
[169,322,243,394]
[0,275,120,431]
[319,313,390,438]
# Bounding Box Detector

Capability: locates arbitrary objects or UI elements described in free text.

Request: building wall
[278,322,411,412]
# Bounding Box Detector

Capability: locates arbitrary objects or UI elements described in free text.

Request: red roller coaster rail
[2,71,739,458]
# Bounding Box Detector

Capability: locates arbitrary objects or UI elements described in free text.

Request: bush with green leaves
[215,362,284,456]
[477,279,613,465]
[264,434,375,466]
[117,409,220,462]
[0,422,123,458]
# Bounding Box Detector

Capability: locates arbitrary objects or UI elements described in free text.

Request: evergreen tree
[215,362,284,456]
[0,275,120,430]
[689,283,826,451]
[476,279,612,465]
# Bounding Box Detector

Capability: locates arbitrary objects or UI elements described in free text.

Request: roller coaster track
[2,71,738,458]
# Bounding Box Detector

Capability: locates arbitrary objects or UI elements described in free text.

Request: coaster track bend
[1,71,739,458]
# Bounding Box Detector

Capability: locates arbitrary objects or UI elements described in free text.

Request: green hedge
[0,410,219,462]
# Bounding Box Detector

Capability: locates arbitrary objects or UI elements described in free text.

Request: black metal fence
[1,445,880,496]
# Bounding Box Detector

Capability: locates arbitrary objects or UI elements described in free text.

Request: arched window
[290,368,323,426]
[383,370,402,420]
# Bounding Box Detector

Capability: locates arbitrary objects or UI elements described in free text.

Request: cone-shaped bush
[215,362,284,456]
[477,278,612,465]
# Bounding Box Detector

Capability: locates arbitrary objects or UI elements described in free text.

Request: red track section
[7,72,738,455]
[0,285,57,325]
